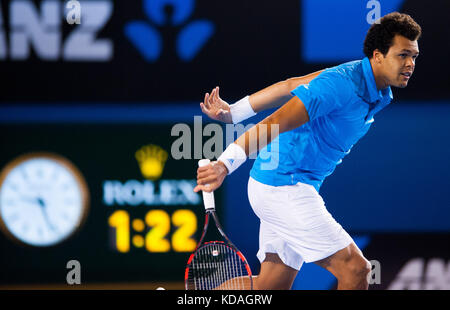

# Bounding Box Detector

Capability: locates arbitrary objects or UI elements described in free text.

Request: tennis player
[194,12,421,290]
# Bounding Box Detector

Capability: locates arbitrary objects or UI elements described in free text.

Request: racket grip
[198,159,216,211]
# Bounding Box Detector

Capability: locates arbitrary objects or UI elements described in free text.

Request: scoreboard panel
[0,122,222,286]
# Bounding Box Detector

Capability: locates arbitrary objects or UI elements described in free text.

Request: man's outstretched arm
[200,70,324,124]
[248,69,324,113]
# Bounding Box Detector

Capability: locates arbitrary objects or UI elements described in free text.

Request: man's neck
[369,58,389,90]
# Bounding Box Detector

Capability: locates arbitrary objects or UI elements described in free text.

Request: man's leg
[218,243,368,290]
[253,253,299,290]
[314,242,372,290]
[212,253,297,290]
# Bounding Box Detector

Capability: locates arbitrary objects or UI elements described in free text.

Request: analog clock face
[0,153,89,247]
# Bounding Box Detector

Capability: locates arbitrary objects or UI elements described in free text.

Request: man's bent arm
[194,95,310,193]
[236,96,309,156]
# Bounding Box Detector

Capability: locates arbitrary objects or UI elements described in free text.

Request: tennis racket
[185,159,253,290]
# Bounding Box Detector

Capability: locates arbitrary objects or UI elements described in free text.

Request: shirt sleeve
[291,71,348,121]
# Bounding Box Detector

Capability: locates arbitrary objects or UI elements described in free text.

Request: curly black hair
[363,12,422,58]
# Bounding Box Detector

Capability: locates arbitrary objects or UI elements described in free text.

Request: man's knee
[342,255,372,282]
[255,254,299,290]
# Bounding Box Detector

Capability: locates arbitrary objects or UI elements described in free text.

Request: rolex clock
[0,153,89,247]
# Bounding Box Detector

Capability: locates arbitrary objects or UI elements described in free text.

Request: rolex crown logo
[135,144,168,180]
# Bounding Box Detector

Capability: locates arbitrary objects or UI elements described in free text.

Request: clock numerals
[108,209,197,253]
[108,210,130,253]
[21,223,29,234]
[6,213,19,224]
[171,210,197,252]
[145,210,171,253]
[8,183,19,192]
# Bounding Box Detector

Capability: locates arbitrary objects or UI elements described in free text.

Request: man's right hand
[200,86,233,123]
[193,160,228,193]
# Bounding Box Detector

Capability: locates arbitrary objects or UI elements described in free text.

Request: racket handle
[198,159,215,211]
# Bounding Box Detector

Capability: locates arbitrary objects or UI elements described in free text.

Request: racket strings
[187,243,249,290]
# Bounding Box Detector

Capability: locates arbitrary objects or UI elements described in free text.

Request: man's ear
[372,49,385,64]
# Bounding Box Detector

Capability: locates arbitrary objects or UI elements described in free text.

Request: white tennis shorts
[247,176,354,270]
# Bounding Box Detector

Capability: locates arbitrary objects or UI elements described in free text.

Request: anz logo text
[0,0,113,61]
[0,0,214,62]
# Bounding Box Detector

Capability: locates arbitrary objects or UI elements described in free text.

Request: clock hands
[17,168,59,233]
[36,197,58,233]
[20,195,40,205]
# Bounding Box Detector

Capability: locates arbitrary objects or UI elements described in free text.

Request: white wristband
[229,95,256,124]
[218,143,247,175]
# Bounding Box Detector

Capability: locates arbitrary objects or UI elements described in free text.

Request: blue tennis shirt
[250,57,393,192]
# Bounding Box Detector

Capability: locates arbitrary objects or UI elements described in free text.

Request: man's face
[378,35,419,88]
